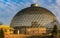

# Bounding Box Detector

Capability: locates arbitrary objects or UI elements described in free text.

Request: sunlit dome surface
[10,4,58,28]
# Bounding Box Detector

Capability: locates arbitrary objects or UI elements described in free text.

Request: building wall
[26,27,46,35]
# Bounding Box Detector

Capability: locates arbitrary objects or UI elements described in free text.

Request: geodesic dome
[10,4,58,28]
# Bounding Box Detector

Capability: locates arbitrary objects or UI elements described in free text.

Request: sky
[0,0,60,25]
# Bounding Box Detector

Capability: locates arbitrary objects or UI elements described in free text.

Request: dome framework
[10,4,58,28]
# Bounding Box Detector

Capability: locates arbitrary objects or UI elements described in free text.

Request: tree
[51,25,58,38]
[0,22,3,25]
[0,29,4,38]
[52,25,58,35]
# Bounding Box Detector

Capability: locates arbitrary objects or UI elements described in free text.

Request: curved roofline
[15,7,55,16]
[10,6,56,27]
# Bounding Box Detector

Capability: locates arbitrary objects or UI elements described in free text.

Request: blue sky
[0,0,60,25]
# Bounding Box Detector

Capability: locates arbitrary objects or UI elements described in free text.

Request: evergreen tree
[51,25,58,38]
[0,22,3,25]
[0,29,4,38]
[52,25,58,35]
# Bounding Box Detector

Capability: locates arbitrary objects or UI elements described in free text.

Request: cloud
[32,0,38,3]
[0,0,32,25]
[56,0,60,6]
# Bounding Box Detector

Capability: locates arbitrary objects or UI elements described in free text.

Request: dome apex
[31,4,39,7]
